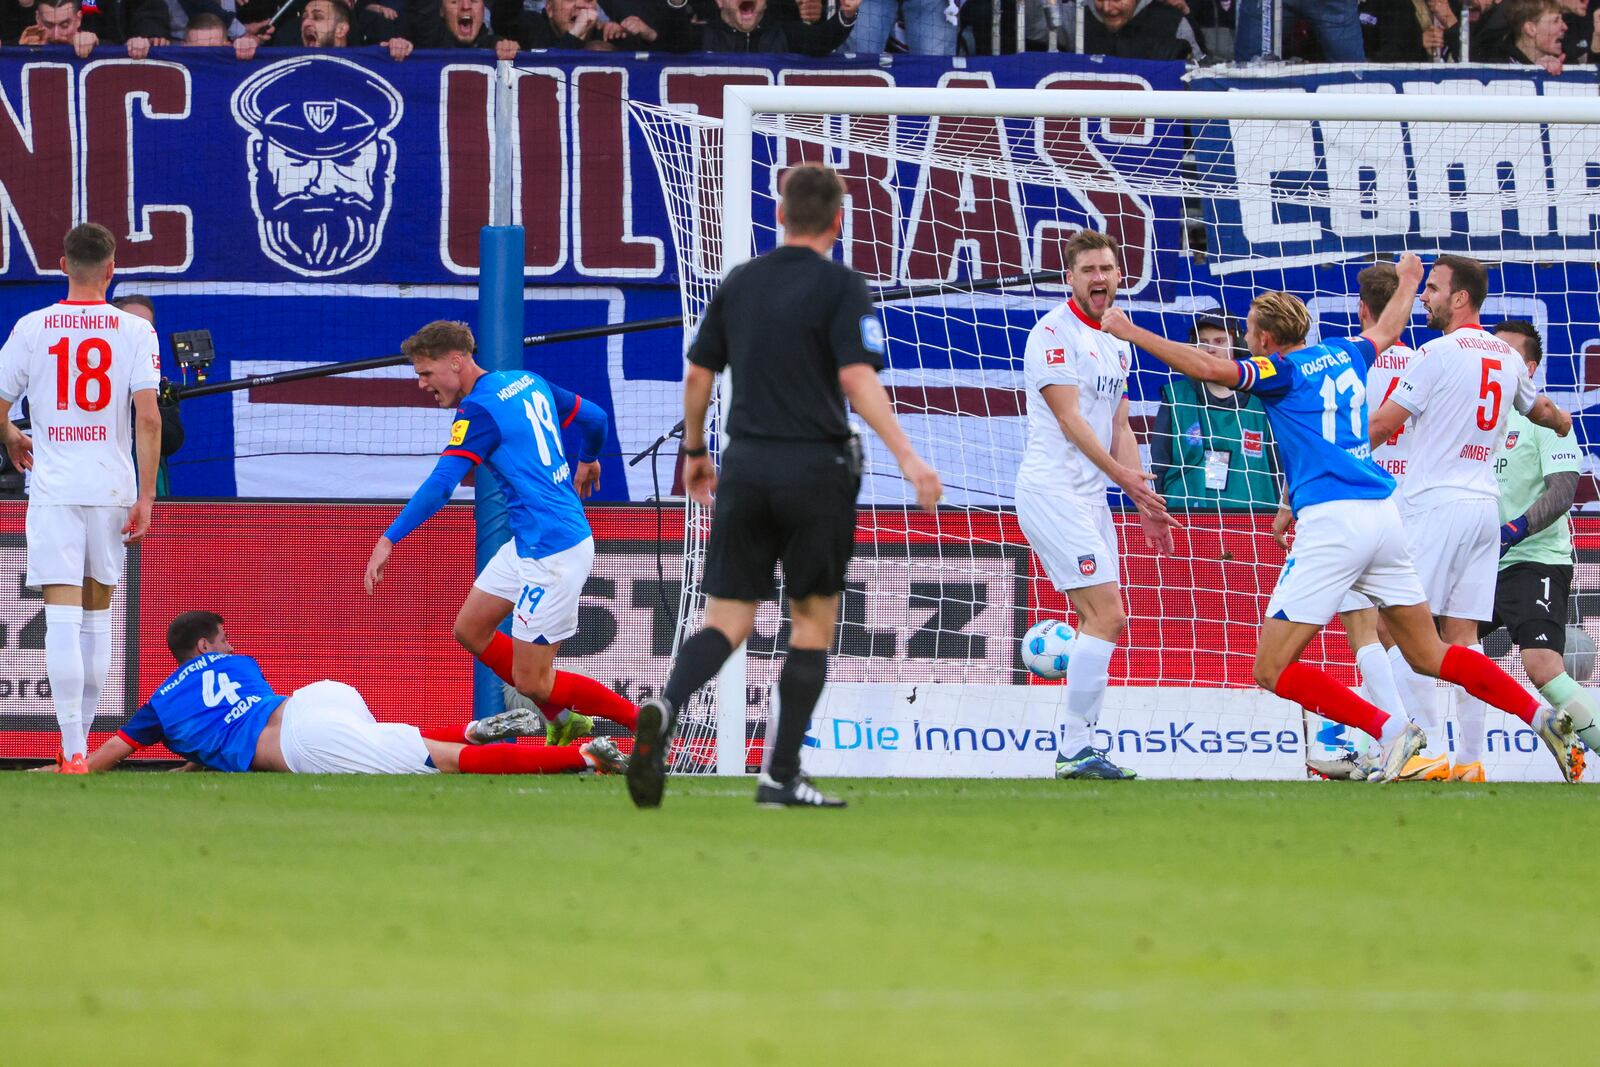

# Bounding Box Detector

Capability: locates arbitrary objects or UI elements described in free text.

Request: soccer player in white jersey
[1368,255,1575,781]
[0,224,162,774]
[1304,263,1420,778]
[1014,229,1175,781]
[1105,256,1581,784]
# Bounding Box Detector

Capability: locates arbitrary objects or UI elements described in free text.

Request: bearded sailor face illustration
[232,56,404,276]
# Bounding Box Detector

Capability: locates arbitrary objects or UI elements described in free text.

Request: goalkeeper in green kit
[1463,321,1597,781]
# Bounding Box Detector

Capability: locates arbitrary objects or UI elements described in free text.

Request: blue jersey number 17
[1319,368,1366,444]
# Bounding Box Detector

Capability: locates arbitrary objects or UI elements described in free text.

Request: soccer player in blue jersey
[1102,253,1581,782]
[87,611,625,775]
[363,321,639,744]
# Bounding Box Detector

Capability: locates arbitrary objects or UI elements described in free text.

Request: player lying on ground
[0,223,163,774]
[86,611,625,775]
[1103,253,1581,782]
[364,321,638,746]
[1013,228,1176,781]
[1364,257,1577,782]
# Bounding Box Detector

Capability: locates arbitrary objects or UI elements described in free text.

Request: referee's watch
[683,444,709,458]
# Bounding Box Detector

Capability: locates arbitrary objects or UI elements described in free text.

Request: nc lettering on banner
[0,51,1184,286]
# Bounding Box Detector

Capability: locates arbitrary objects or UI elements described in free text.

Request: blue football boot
[1054,746,1137,780]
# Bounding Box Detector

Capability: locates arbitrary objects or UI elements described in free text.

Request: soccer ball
[1022,619,1076,680]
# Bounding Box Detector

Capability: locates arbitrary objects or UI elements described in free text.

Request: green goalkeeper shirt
[1496,408,1582,568]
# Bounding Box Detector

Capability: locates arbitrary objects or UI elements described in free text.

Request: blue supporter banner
[0,49,1184,499]
[0,50,1184,286]
[5,53,1600,504]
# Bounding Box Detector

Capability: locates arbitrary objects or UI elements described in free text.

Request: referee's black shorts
[1480,561,1572,654]
[702,439,860,602]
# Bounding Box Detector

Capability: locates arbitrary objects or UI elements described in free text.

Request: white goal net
[631,85,1600,782]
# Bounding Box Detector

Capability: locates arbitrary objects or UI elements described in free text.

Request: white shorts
[1015,486,1118,592]
[1403,498,1498,622]
[26,504,125,588]
[278,680,434,775]
[473,536,595,645]
[1265,497,1427,626]
[1338,591,1374,614]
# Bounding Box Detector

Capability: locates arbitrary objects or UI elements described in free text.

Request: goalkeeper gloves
[1500,514,1530,555]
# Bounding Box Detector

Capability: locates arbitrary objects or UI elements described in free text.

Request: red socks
[458,744,588,775]
[1440,644,1539,725]
[474,633,639,729]
[421,724,471,744]
[1275,662,1392,742]
[478,632,516,686]
[548,671,639,730]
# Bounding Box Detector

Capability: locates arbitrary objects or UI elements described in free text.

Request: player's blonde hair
[1249,291,1311,348]
[403,320,475,362]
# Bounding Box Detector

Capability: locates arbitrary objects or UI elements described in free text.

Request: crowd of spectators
[0,0,1593,65]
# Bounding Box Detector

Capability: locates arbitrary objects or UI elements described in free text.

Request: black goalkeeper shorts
[701,439,860,602]
[1480,561,1572,654]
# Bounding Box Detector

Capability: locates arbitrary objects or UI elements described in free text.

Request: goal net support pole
[472,59,525,723]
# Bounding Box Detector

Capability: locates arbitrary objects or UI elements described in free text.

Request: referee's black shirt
[688,245,884,444]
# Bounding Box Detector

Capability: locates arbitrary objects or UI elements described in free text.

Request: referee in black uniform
[627,163,942,809]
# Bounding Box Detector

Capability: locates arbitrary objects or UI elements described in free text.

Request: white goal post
[633,83,1600,780]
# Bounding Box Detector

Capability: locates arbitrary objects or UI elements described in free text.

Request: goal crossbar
[720,86,1600,281]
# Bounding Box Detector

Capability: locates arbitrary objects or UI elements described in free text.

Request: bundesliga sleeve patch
[449,419,469,446]
[860,315,887,355]
[1045,348,1066,366]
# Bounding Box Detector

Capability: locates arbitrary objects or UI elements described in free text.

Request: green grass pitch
[4,773,1596,1065]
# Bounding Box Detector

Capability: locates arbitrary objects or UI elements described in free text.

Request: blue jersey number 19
[523,393,566,467]
[1319,368,1366,444]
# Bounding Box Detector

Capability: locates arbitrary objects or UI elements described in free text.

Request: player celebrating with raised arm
[1306,263,1421,779]
[87,611,625,775]
[1366,258,1577,781]
[1014,229,1175,781]
[0,223,162,774]
[1103,253,1580,783]
[364,322,639,744]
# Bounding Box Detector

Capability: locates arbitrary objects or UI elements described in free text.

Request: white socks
[44,605,86,759]
[1063,634,1115,754]
[1355,643,1405,717]
[79,609,113,745]
[1453,644,1488,766]
[1387,645,1443,753]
